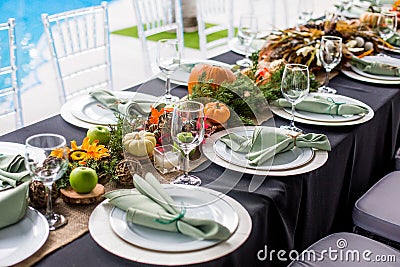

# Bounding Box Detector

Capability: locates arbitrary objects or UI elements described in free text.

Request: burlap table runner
[13,155,208,267]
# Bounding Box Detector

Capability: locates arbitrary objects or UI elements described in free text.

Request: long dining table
[1,51,400,267]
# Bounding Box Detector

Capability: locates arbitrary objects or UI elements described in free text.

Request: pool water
[0,0,113,93]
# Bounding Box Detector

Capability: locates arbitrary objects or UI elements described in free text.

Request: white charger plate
[214,129,314,171]
[282,93,367,123]
[109,185,239,252]
[271,93,374,127]
[228,37,265,56]
[350,56,400,81]
[89,186,251,266]
[202,126,329,176]
[0,207,49,266]
[156,59,232,86]
[341,68,400,85]
[60,91,158,129]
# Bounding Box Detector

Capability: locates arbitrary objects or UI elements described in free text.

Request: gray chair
[42,2,113,105]
[0,18,23,130]
[288,232,400,266]
[353,171,400,248]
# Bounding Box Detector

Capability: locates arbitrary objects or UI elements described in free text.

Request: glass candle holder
[153,144,180,174]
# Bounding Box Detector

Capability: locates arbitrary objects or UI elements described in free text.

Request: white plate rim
[271,93,375,127]
[155,59,233,86]
[379,45,400,54]
[0,207,49,266]
[60,91,158,129]
[108,185,239,252]
[214,129,314,171]
[201,126,329,176]
[341,68,400,85]
[89,186,252,266]
[228,37,265,56]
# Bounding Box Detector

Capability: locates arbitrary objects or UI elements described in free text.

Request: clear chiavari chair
[42,1,113,105]
[0,18,23,130]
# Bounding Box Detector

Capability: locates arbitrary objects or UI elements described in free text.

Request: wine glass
[156,39,181,104]
[236,15,258,67]
[25,133,68,230]
[297,0,314,26]
[280,64,310,133]
[318,35,342,94]
[377,12,398,41]
[171,100,205,186]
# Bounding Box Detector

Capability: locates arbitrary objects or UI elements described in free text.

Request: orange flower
[50,147,70,158]
[149,106,164,125]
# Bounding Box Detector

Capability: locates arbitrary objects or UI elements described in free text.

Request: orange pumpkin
[187,64,236,95]
[360,12,381,27]
[204,102,231,124]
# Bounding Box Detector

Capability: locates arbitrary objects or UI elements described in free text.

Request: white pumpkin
[123,131,157,157]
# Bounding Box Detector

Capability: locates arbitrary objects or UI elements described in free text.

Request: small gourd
[123,131,157,157]
[204,102,231,124]
[360,12,381,27]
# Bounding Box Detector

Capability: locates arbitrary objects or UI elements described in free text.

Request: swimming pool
[0,0,113,92]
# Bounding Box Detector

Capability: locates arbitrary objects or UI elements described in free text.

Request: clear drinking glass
[170,100,205,186]
[377,12,398,40]
[156,39,181,103]
[236,15,258,67]
[280,64,310,133]
[318,36,342,94]
[25,133,68,230]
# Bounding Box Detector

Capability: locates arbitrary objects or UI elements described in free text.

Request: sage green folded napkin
[387,32,400,47]
[220,126,331,166]
[89,90,154,116]
[0,154,31,229]
[351,56,400,77]
[104,173,232,241]
[272,96,369,116]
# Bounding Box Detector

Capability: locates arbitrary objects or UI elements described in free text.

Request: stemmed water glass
[377,11,398,41]
[25,133,69,230]
[280,64,310,133]
[171,100,205,186]
[156,39,181,103]
[236,15,258,67]
[318,36,342,94]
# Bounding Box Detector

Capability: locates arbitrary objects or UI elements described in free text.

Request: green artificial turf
[112,24,237,50]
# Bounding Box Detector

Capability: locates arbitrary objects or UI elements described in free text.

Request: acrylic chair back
[42,2,113,104]
[196,0,234,57]
[132,0,184,76]
[0,18,23,131]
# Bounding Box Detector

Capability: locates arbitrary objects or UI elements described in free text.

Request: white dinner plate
[379,45,400,54]
[109,185,239,252]
[60,91,158,129]
[156,59,233,86]
[350,56,400,81]
[201,126,329,176]
[271,93,374,127]
[341,68,400,85]
[0,207,49,266]
[89,186,251,266]
[228,37,265,56]
[282,93,367,123]
[214,129,314,171]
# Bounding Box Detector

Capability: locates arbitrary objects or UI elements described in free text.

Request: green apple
[87,125,111,145]
[177,132,194,143]
[69,167,98,194]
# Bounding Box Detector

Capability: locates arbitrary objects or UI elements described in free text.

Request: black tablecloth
[1,51,400,267]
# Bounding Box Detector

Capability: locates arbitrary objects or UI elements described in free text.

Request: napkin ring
[154,206,186,225]
[326,97,345,115]
[287,132,301,146]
